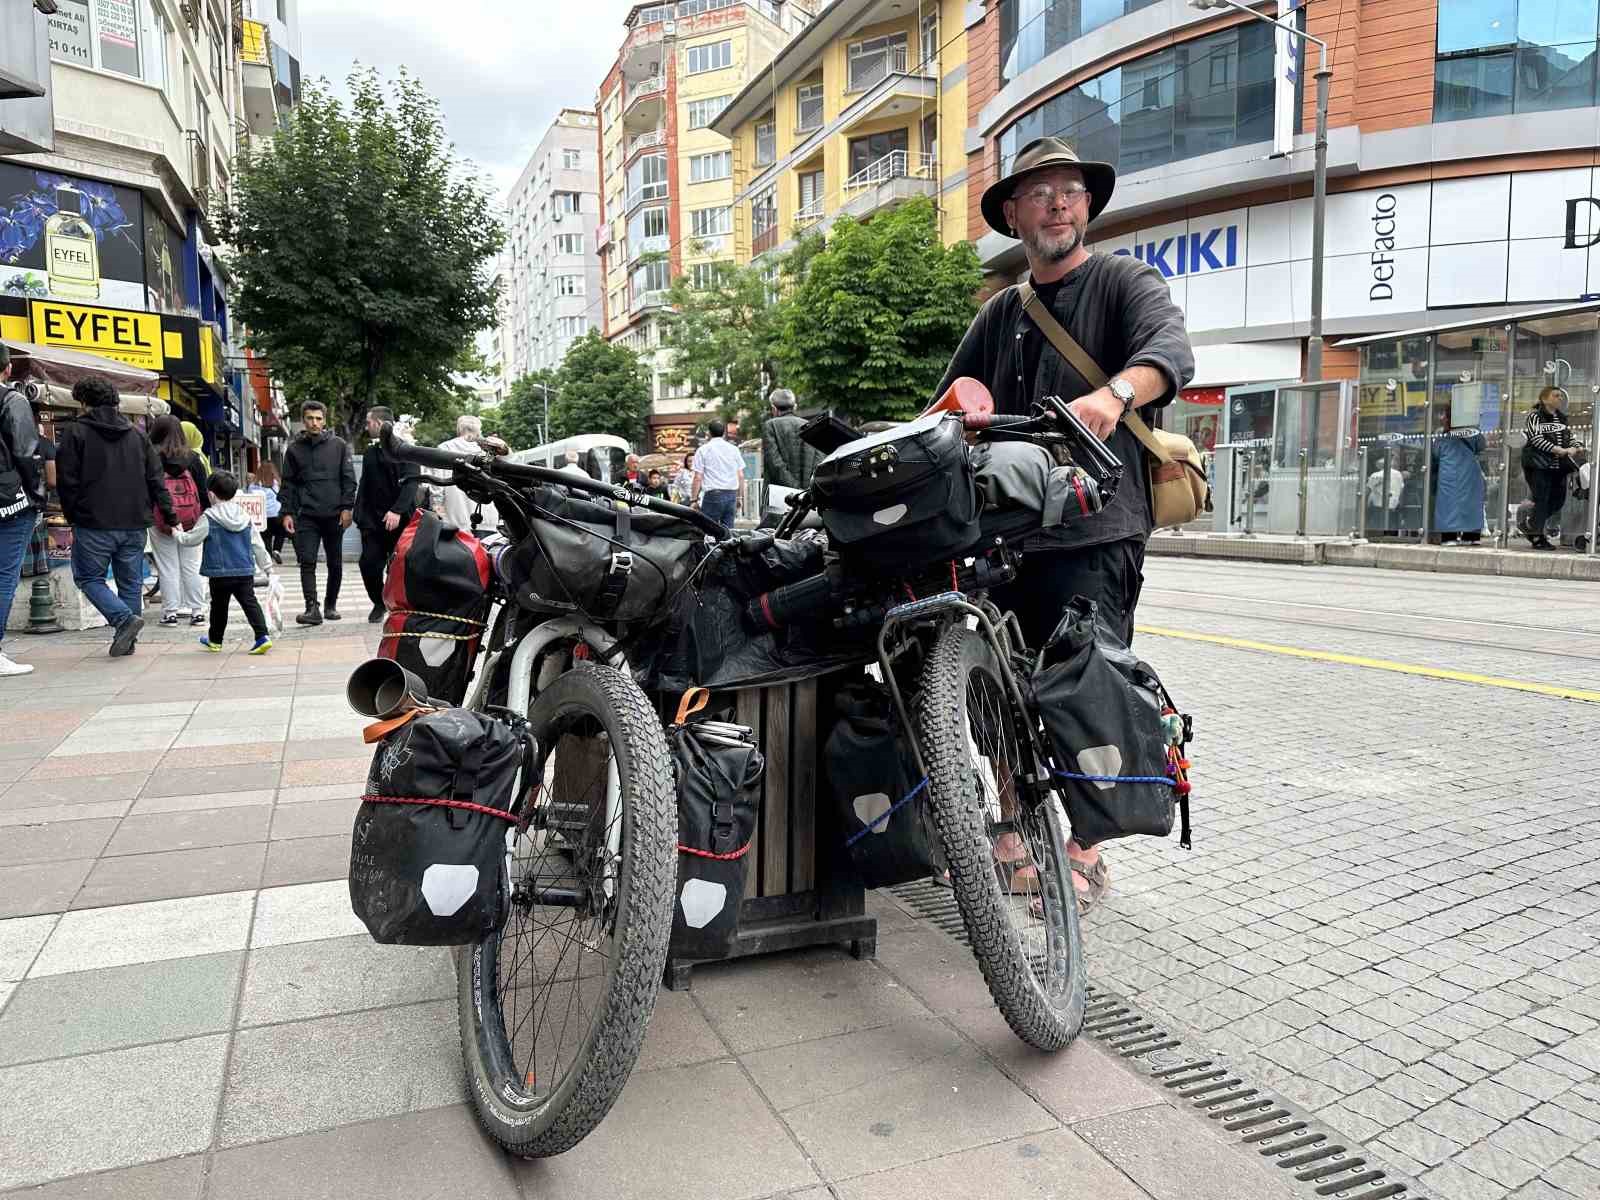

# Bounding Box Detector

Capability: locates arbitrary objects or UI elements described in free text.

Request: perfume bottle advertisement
[0,163,147,311]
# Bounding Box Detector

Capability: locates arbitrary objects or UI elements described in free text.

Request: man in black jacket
[353,405,420,622]
[281,400,356,625]
[936,137,1194,915]
[56,375,179,656]
[0,347,44,676]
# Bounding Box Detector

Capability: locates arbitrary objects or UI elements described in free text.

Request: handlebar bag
[810,412,980,573]
[379,511,492,705]
[1032,597,1183,849]
[668,710,764,960]
[825,678,946,889]
[973,441,1106,544]
[499,485,704,624]
[349,707,530,946]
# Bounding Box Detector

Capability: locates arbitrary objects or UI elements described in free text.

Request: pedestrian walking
[672,453,694,503]
[936,135,1194,914]
[280,400,355,625]
[644,468,669,498]
[760,387,820,491]
[176,471,273,654]
[1431,409,1487,545]
[354,405,420,623]
[55,375,179,656]
[434,415,483,530]
[1522,386,1578,550]
[691,420,744,529]
[0,344,44,677]
[248,463,286,563]
[146,415,209,626]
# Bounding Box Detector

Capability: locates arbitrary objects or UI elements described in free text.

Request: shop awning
[1,337,160,395]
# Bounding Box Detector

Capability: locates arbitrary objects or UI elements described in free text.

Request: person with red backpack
[146,415,209,626]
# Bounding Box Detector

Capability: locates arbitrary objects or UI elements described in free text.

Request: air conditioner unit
[663,20,675,33]
[553,211,563,222]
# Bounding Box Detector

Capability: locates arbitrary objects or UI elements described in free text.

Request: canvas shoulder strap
[1016,283,1173,466]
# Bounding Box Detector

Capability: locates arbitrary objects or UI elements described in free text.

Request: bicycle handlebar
[379,422,731,539]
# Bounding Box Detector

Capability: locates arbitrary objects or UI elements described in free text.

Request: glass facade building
[998,21,1276,178]
[1435,0,1600,121]
[999,0,1162,84]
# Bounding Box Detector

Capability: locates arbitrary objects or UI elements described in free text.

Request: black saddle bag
[1032,597,1192,850]
[825,678,945,888]
[349,706,530,946]
[810,412,979,573]
[669,697,764,960]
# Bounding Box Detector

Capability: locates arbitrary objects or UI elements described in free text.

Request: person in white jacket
[175,471,274,653]
[433,414,485,530]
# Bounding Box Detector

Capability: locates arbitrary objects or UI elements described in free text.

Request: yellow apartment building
[596,1,819,452]
[711,0,968,265]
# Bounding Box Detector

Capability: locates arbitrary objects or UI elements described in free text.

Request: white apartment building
[501,108,603,382]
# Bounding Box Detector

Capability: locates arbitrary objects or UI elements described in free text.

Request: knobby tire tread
[915,625,1085,1051]
[460,663,676,1157]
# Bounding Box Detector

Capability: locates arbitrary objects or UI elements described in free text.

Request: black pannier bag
[810,412,980,573]
[379,511,492,705]
[825,677,946,889]
[668,693,764,959]
[496,485,704,624]
[349,707,529,946]
[1032,597,1191,849]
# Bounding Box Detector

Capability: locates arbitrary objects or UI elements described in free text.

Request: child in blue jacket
[176,471,273,654]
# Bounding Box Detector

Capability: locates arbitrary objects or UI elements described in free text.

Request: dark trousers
[264,516,287,555]
[293,514,344,607]
[209,575,267,643]
[1526,468,1566,542]
[358,524,401,607]
[994,536,1147,651]
[701,489,738,528]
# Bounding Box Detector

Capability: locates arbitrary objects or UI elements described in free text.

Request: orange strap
[362,708,431,744]
[674,687,710,726]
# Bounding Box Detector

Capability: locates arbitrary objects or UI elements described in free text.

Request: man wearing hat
[761,387,820,492]
[936,136,1194,912]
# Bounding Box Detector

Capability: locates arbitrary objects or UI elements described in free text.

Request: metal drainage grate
[886,880,1429,1200]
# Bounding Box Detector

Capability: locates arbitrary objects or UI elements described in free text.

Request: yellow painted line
[1136,625,1600,705]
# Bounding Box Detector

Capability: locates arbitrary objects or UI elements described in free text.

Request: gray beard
[1023,223,1081,264]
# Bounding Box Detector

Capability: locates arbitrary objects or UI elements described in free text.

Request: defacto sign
[1090,166,1600,334]
[30,300,163,370]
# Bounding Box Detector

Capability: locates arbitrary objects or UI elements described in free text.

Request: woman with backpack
[147,414,209,625]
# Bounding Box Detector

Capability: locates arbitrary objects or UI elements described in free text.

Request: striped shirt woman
[1521,387,1577,549]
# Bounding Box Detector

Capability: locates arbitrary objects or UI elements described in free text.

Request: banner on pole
[1272,0,1301,158]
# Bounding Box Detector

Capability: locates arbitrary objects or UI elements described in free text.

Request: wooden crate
[664,673,877,989]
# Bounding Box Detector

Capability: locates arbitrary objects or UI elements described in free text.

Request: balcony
[792,198,824,230]
[627,128,666,160]
[841,150,937,220]
[845,45,932,94]
[624,75,667,132]
[752,225,778,256]
[630,288,670,314]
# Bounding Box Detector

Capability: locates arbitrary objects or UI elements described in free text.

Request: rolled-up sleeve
[1119,263,1195,406]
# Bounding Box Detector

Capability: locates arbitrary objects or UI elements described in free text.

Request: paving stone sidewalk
[0,621,1306,1200]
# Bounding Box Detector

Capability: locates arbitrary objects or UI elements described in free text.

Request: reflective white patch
[679,877,727,929]
[872,503,908,526]
[421,863,479,916]
[1076,745,1122,791]
[420,638,454,667]
[852,792,892,834]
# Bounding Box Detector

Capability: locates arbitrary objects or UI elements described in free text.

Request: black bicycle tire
[915,624,1086,1050]
[458,664,676,1156]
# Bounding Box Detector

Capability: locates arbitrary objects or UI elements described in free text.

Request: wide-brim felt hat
[981,136,1116,239]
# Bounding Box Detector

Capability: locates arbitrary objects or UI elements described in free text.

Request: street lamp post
[1191,0,1331,381]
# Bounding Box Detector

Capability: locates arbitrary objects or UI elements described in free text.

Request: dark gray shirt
[936,252,1195,549]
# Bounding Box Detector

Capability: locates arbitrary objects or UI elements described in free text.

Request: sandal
[1071,855,1110,906]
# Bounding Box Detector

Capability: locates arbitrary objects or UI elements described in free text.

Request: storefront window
[997,21,1274,179]
[1435,0,1600,121]
[999,0,1163,84]
[1430,325,1509,541]
[1511,313,1597,543]
[1357,335,1433,539]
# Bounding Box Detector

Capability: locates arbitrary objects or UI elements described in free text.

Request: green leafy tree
[776,198,980,424]
[549,333,651,445]
[660,258,783,431]
[222,68,503,434]
[495,368,559,452]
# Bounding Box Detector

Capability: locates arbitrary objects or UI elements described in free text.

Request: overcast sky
[298,0,639,203]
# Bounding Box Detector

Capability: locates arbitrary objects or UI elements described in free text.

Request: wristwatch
[1108,377,1136,413]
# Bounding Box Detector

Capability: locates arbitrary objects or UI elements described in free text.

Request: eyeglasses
[1013,182,1090,208]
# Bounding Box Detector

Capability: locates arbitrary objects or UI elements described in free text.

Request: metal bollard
[1355,446,1369,541]
[1296,449,1309,538]
[1242,450,1256,537]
